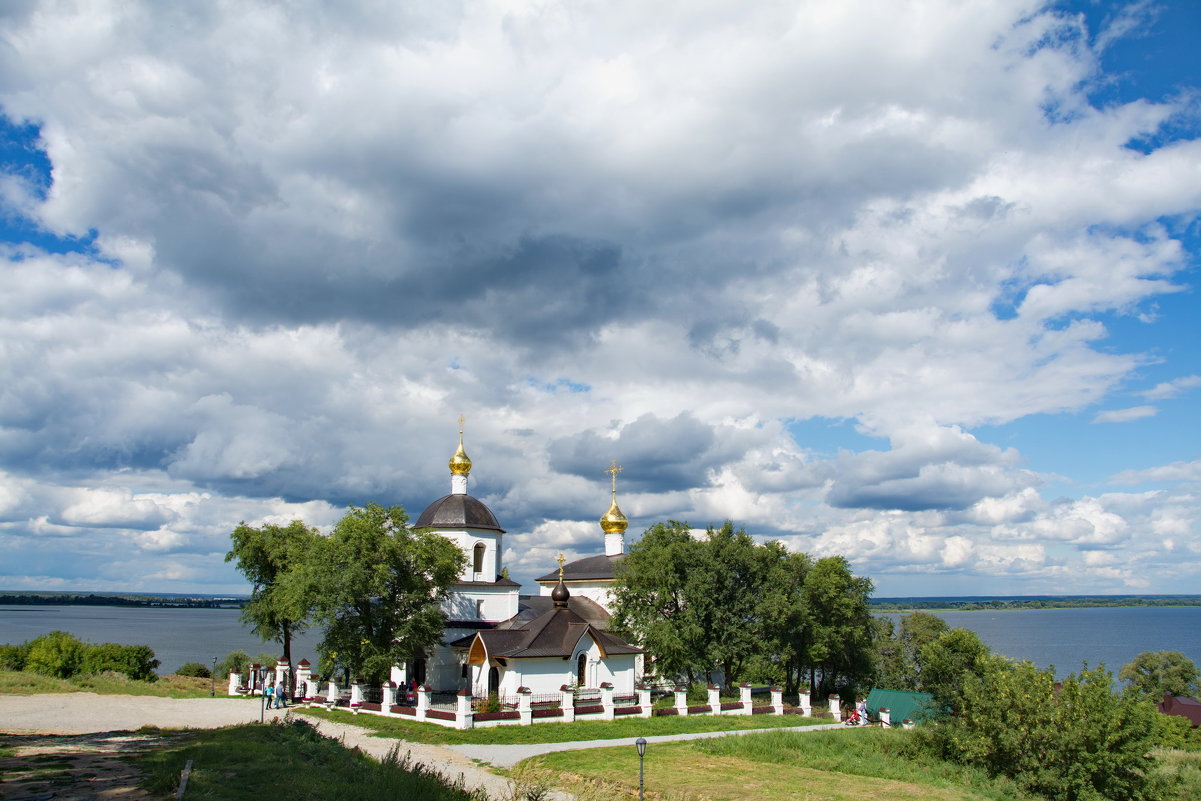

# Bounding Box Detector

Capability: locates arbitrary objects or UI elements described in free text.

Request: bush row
[0,630,159,681]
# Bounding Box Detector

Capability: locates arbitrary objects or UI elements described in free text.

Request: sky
[0,0,1198,598]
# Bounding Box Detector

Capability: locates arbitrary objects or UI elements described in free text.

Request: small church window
[475,600,485,618]
[577,653,587,688]
[473,542,486,573]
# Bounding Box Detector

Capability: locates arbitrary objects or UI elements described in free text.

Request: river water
[1,604,1199,679]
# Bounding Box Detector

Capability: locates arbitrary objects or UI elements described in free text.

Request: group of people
[263,681,288,709]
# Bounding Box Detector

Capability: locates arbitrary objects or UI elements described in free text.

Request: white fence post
[637,685,653,718]
[798,687,812,716]
[828,694,841,720]
[456,689,474,730]
[674,685,689,716]
[295,661,312,701]
[416,685,431,721]
[879,706,891,728]
[739,683,753,715]
[517,686,533,726]
[600,682,615,721]
[349,681,364,713]
[228,671,242,696]
[325,678,339,707]
[771,686,783,715]
[382,682,396,710]
[560,685,576,723]
[706,684,721,713]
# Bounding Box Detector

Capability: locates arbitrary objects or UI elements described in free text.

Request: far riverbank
[870,595,1201,612]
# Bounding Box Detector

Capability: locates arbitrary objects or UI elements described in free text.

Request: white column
[416,685,431,721]
[325,678,339,706]
[517,687,533,726]
[638,686,652,718]
[879,707,891,728]
[901,718,915,729]
[228,672,242,696]
[771,687,784,715]
[739,683,753,715]
[561,685,576,723]
[349,681,364,712]
[798,687,812,716]
[600,682,615,720]
[674,686,689,716]
[706,684,721,713]
[828,694,841,719]
[295,662,313,700]
[456,689,474,730]
[382,682,396,710]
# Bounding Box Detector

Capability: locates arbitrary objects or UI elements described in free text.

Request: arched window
[577,653,587,688]
[473,543,486,573]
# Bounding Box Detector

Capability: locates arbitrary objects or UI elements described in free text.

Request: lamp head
[636,737,647,757]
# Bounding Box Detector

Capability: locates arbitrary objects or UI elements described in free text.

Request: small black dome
[551,579,570,607]
[414,494,505,533]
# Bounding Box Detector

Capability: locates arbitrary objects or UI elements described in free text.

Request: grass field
[300,705,832,745]
[0,669,231,698]
[521,728,1030,801]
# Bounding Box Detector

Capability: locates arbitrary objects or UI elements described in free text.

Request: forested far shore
[0,592,246,608]
[870,596,1201,611]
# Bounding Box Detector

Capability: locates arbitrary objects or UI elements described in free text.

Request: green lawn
[298,705,831,745]
[521,728,1031,801]
[0,669,234,698]
[136,718,485,801]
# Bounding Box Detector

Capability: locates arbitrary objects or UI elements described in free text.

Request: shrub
[24,631,87,678]
[0,642,28,671]
[176,662,212,678]
[215,649,252,677]
[81,643,160,681]
[917,660,1165,801]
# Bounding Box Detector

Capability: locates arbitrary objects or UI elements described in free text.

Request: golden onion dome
[600,497,628,534]
[449,426,472,476]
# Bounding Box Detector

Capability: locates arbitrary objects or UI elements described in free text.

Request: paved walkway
[448,722,849,767]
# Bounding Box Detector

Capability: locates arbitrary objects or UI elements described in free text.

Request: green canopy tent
[864,689,938,723]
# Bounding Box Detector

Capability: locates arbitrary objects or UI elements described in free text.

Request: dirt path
[0,731,177,801]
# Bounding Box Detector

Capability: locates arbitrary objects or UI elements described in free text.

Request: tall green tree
[611,521,707,684]
[226,519,320,669]
[294,504,464,685]
[1119,650,1200,702]
[747,542,812,693]
[800,555,875,696]
[918,627,992,714]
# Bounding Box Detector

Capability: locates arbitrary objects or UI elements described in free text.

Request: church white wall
[438,527,504,582]
[444,584,520,622]
[537,580,615,615]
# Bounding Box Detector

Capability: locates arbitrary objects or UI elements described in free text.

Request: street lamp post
[635,737,647,801]
[210,657,216,697]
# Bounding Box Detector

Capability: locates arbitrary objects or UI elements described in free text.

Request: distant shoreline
[870,596,1201,612]
[4,591,1200,613]
[0,593,246,609]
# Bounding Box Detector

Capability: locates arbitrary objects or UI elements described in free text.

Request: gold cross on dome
[457,414,465,435]
[605,459,622,494]
[557,552,566,580]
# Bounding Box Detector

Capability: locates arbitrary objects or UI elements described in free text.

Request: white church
[390,427,642,697]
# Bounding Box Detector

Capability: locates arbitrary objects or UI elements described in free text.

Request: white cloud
[0,0,1197,593]
[1091,405,1158,424]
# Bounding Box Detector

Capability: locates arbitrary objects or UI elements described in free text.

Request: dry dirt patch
[0,731,183,801]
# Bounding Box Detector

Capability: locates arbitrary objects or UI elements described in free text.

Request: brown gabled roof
[465,603,640,663]
[534,553,623,583]
[1160,693,1201,727]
